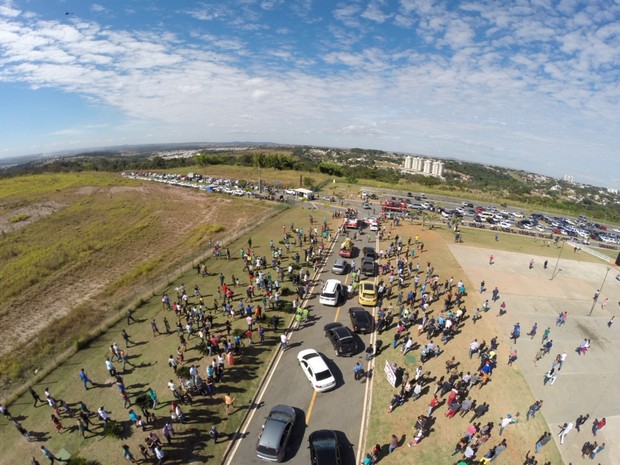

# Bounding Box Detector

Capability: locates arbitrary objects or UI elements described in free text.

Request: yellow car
[358,280,378,306]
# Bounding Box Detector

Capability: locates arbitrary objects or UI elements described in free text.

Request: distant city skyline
[0,1,618,188]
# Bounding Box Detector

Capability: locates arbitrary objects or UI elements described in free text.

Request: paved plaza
[449,244,620,464]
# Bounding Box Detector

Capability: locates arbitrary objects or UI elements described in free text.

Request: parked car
[362,202,371,209]
[319,279,346,307]
[297,349,336,392]
[349,307,373,333]
[332,258,348,275]
[324,322,357,357]
[357,281,377,307]
[256,405,296,462]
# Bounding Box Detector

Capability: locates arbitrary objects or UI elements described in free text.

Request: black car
[309,430,342,465]
[361,257,376,277]
[362,246,377,260]
[324,322,357,357]
[349,307,373,334]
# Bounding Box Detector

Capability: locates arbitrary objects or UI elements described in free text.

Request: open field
[0,172,280,394]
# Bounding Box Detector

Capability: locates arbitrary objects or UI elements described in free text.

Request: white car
[297,349,336,392]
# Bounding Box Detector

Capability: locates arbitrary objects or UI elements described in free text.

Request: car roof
[362,256,374,263]
[309,429,338,448]
[334,258,346,265]
[298,350,329,371]
[360,281,375,290]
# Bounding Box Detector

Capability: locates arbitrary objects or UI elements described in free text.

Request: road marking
[333,274,350,322]
[305,390,318,425]
[355,231,381,462]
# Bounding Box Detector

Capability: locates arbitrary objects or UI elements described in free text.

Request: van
[319,279,345,307]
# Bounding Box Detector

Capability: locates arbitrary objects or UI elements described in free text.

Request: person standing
[224,393,234,415]
[489,255,494,265]
[608,316,615,328]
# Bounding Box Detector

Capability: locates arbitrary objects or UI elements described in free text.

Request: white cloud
[0,1,617,186]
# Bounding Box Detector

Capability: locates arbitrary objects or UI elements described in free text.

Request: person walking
[126,309,137,325]
[590,442,605,459]
[558,422,574,444]
[592,417,606,436]
[122,444,137,463]
[527,323,538,339]
[535,432,551,453]
[29,387,44,407]
[608,316,615,328]
[575,413,589,432]
[541,327,551,343]
[210,425,219,444]
[388,434,399,453]
[147,387,158,409]
[79,368,94,390]
[40,446,57,465]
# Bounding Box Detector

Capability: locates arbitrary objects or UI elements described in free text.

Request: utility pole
[589,268,611,316]
[550,240,565,281]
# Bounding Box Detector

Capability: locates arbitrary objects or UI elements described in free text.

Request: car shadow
[284,407,308,462]
[322,354,345,389]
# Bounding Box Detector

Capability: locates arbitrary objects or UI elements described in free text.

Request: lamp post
[550,240,566,281]
[589,267,611,316]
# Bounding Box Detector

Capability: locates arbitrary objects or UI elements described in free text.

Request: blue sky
[0,1,618,187]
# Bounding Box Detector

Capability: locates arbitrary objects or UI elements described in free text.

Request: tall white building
[401,156,444,179]
[431,161,443,177]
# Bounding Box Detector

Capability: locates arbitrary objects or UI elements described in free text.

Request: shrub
[8,213,30,223]
[176,366,191,379]
[102,420,124,439]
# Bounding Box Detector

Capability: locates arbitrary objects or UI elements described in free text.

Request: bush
[67,457,101,465]
[176,366,191,379]
[231,328,245,338]
[102,420,124,439]
[8,213,30,223]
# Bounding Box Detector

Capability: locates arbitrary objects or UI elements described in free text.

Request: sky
[0,1,618,188]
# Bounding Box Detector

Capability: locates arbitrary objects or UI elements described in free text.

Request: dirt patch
[0,201,65,234]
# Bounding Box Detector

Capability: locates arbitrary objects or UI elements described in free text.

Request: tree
[303,176,316,190]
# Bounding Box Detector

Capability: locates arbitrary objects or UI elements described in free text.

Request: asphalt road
[224,232,376,465]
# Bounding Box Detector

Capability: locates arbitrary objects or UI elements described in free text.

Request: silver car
[332,258,347,275]
[256,405,296,462]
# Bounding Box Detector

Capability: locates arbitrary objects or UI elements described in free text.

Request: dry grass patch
[364,221,563,464]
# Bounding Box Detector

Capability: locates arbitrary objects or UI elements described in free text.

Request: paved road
[224,232,376,465]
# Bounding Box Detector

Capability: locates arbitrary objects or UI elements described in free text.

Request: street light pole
[589,267,611,316]
[550,239,565,281]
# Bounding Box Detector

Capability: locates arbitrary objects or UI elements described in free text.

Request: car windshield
[315,370,331,381]
[312,437,336,450]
